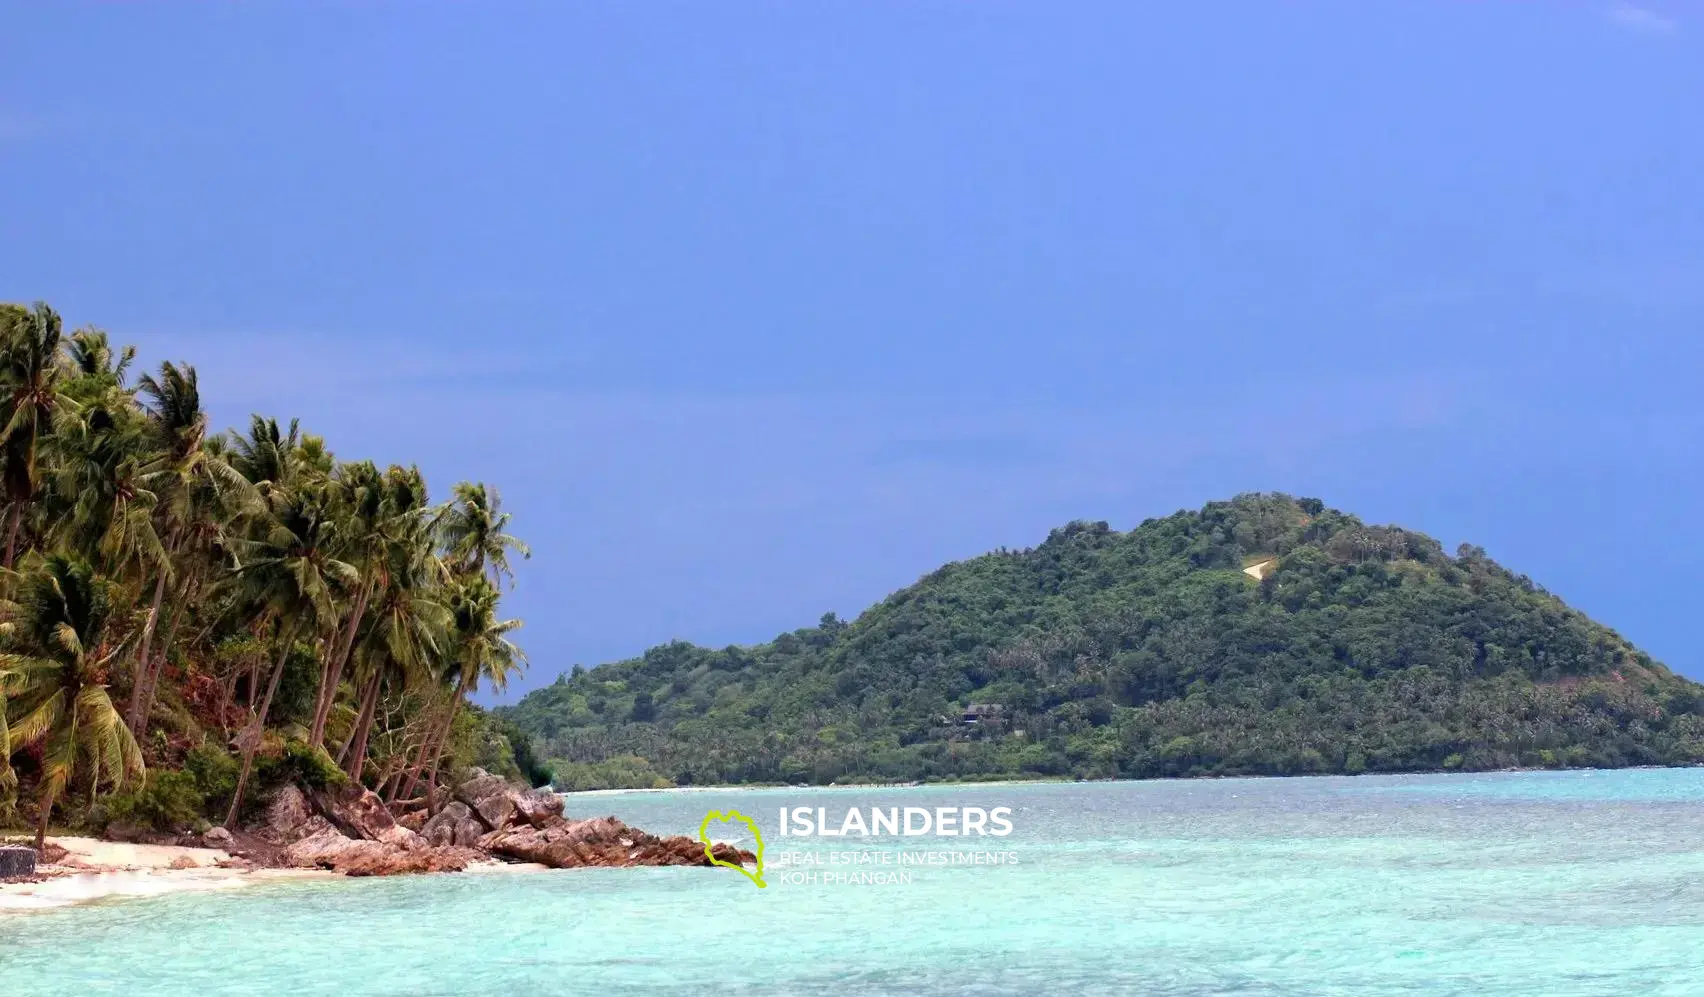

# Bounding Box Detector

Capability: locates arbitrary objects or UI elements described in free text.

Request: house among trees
[962,703,1004,726]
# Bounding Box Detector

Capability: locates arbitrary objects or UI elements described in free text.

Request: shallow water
[4,769,1702,996]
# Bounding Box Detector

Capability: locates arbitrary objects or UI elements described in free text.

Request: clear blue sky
[3,3,1699,697]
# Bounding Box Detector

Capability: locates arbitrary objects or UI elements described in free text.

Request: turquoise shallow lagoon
[4,769,1703,996]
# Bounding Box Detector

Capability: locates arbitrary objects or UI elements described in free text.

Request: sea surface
[4,769,1703,996]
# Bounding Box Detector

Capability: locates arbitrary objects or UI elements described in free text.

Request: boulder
[455,773,517,831]
[281,822,478,877]
[421,802,487,849]
[202,826,236,849]
[480,815,755,871]
[263,785,314,842]
[0,845,36,879]
[511,789,565,829]
[311,784,422,848]
[394,807,428,833]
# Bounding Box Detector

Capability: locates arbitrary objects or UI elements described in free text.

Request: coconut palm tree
[396,575,524,805]
[0,303,79,568]
[220,484,355,827]
[342,566,447,783]
[437,482,530,587]
[1,555,143,850]
[123,363,255,734]
[334,473,445,780]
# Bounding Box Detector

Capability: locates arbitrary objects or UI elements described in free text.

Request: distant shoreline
[552,764,1703,797]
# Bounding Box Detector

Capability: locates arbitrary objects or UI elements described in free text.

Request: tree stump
[0,844,36,878]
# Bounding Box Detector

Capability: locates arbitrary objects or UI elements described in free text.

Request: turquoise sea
[4,769,1703,996]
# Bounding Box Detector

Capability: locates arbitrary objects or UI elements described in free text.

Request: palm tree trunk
[344,673,387,784]
[135,589,190,736]
[310,583,370,749]
[3,501,24,570]
[123,570,170,734]
[224,620,300,829]
[33,785,51,853]
[398,674,471,806]
[338,668,383,775]
[123,529,179,734]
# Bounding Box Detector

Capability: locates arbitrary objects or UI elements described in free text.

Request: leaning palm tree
[0,303,79,567]
[436,482,530,588]
[220,484,355,827]
[396,575,524,805]
[124,363,255,734]
[341,568,447,783]
[1,556,143,850]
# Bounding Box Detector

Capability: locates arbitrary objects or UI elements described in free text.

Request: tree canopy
[506,493,1704,787]
[0,300,540,842]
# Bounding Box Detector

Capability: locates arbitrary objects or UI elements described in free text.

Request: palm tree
[220,484,355,827]
[396,575,524,805]
[342,562,447,783]
[64,327,135,388]
[0,303,79,568]
[334,472,445,779]
[123,363,254,734]
[437,482,530,587]
[1,556,143,850]
[228,415,310,499]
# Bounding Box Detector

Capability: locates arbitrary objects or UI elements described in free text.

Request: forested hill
[504,494,1704,788]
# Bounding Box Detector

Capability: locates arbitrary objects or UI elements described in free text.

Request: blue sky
[3,2,1699,696]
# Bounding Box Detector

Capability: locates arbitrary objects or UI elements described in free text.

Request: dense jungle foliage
[508,493,1704,787]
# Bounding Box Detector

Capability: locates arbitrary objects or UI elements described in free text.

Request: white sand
[50,835,230,869]
[0,836,330,912]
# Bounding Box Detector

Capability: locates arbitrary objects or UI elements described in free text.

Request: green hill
[503,494,1704,788]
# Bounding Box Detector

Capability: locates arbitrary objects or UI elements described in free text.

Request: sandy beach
[0,837,326,912]
[0,835,552,912]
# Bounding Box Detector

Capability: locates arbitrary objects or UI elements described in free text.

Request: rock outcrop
[481,814,754,870]
[0,845,36,879]
[248,769,755,879]
[281,817,480,876]
[310,784,419,848]
[255,784,473,876]
[420,801,488,849]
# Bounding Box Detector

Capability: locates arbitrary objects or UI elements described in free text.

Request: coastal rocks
[311,785,420,848]
[202,826,236,849]
[450,769,564,832]
[421,802,488,849]
[264,785,314,841]
[281,820,478,877]
[455,771,517,830]
[511,788,565,829]
[479,815,754,871]
[0,845,36,879]
[394,807,428,833]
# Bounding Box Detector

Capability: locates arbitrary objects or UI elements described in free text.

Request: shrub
[101,770,206,833]
[257,739,347,792]
[185,744,241,812]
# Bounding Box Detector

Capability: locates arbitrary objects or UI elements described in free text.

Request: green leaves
[507,493,1704,787]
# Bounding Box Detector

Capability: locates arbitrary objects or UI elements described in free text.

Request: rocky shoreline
[2,771,756,908]
[250,769,754,877]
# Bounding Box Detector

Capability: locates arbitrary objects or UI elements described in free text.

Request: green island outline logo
[698,808,767,888]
